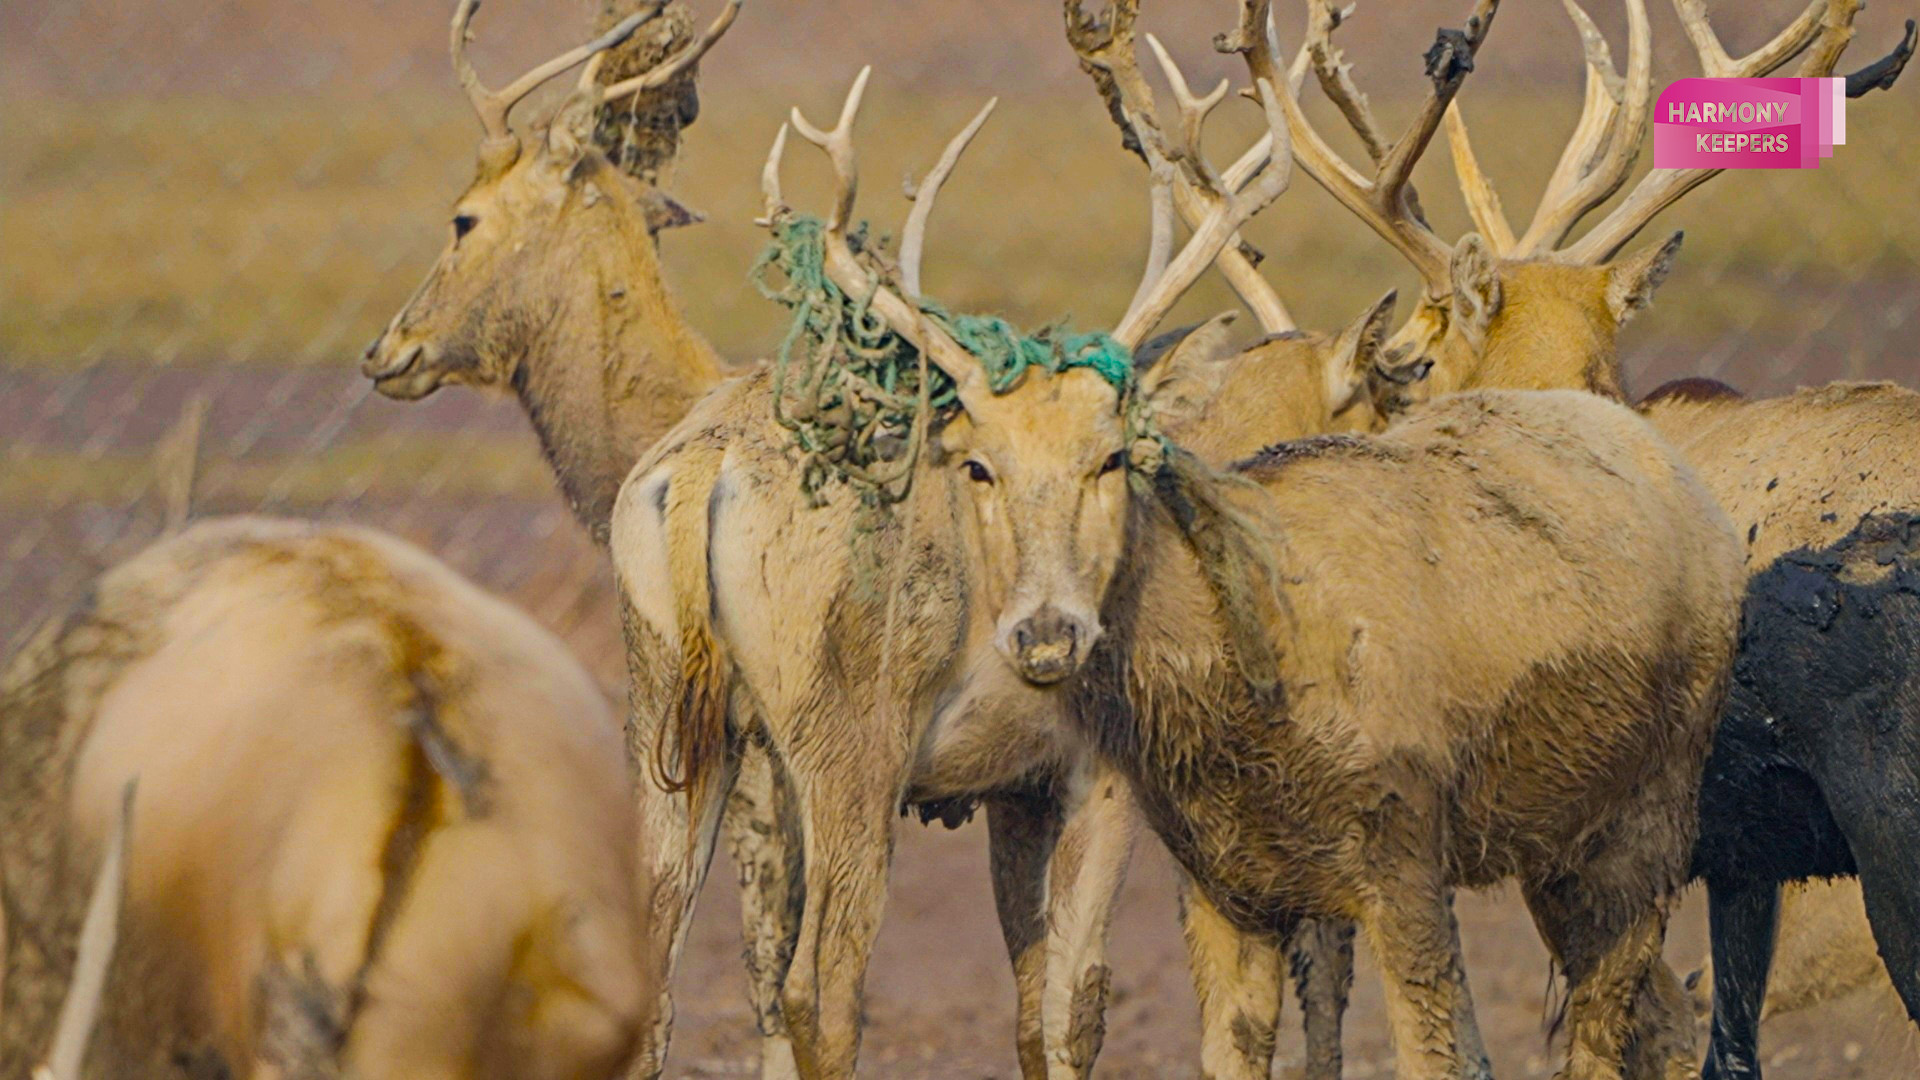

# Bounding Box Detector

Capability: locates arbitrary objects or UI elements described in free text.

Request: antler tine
[779,70,984,398]
[1144,34,1231,182]
[1276,0,1498,299]
[789,65,872,231]
[1443,104,1516,252]
[1511,0,1651,254]
[758,121,790,225]
[1068,0,1295,333]
[449,0,652,141]
[1116,77,1294,348]
[900,98,997,300]
[1565,0,1910,263]
[601,0,745,104]
[1675,0,1827,78]
[36,780,136,1080]
[1124,154,1179,325]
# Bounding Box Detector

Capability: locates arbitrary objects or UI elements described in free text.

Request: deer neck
[512,220,727,544]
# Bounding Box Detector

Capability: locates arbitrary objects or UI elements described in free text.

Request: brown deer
[362,0,742,541]
[676,71,1744,1077]
[605,30,1447,1071]
[357,7,832,1076]
[1061,1,1502,1074]
[1301,1,1917,1073]
[0,517,649,1078]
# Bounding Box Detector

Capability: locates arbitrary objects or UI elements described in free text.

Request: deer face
[944,324,1236,686]
[1379,232,1683,406]
[363,103,694,401]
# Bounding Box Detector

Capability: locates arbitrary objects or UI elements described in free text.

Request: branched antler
[451,0,655,142]
[601,0,744,104]
[1270,0,1501,299]
[1561,0,1912,263]
[1066,0,1296,332]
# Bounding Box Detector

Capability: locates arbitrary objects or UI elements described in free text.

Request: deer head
[362,0,739,401]
[1352,0,1913,401]
[763,49,1294,685]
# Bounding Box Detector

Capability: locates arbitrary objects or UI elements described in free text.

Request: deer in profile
[1295,1,1916,1074]
[0,517,650,1078]
[359,6,837,1076]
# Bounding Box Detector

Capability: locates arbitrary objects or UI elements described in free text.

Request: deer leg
[1361,863,1478,1080]
[1178,876,1285,1080]
[986,788,1062,1080]
[1700,881,1779,1080]
[1285,917,1355,1080]
[1528,872,1692,1080]
[723,732,804,1080]
[1038,759,1137,1079]
[622,605,740,1080]
[777,726,911,1079]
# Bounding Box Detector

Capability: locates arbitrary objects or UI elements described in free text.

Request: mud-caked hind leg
[1285,918,1354,1080]
[1700,881,1779,1080]
[724,733,804,1080]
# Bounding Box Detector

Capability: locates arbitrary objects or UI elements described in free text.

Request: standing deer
[1295,1,1917,1074]
[606,19,1456,1067]
[0,517,649,1078]
[359,6,827,1076]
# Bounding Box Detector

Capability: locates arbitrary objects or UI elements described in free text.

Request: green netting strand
[751,214,1140,512]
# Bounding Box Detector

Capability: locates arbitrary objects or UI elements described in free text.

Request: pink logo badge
[1654,78,1847,170]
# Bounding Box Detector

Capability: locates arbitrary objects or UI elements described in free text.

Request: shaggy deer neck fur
[511,177,726,542]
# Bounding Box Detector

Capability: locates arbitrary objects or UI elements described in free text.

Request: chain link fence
[4,1,1917,1074]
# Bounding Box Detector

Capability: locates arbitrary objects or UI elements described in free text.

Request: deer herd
[3,0,1918,1077]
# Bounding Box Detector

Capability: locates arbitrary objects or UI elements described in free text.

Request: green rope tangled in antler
[751,214,1139,512]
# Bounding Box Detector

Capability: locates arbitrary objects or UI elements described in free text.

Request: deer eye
[453,213,479,241]
[1099,449,1128,476]
[963,460,994,484]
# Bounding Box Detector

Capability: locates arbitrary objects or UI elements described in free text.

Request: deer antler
[1115,77,1295,348]
[600,0,745,105]
[1066,1,1296,333]
[900,98,999,300]
[1272,0,1500,300]
[450,0,655,142]
[1561,0,1913,263]
[763,69,985,400]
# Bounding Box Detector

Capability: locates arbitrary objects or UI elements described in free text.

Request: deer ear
[1325,290,1397,414]
[1450,233,1502,349]
[638,189,704,234]
[1139,311,1240,430]
[1606,230,1683,326]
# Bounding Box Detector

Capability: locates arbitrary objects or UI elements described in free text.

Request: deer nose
[1010,607,1085,686]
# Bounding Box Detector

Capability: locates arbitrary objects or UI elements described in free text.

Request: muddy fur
[1070,389,1742,1079]
[0,517,647,1078]
[607,310,1401,1077]
[1692,513,1920,1079]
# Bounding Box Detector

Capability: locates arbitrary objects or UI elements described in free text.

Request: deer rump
[0,517,645,1079]
[1078,389,1742,932]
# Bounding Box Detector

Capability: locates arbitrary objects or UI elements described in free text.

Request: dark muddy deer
[0,518,649,1078]
[1307,1,1916,1073]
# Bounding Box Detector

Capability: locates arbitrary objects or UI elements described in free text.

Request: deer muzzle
[1005,605,1093,686]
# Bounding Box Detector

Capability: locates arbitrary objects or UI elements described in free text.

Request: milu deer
[0,517,649,1078]
[358,6,829,1075]
[1304,1,1919,1072]
[1061,1,1503,1074]
[681,78,1745,1076]
[605,31,1453,1071]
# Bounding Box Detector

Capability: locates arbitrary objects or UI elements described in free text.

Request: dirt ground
[664,820,1919,1079]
